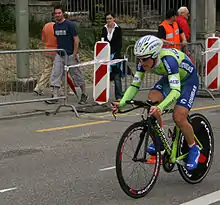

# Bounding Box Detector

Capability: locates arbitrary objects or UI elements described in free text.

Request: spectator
[45,4,88,104]
[101,12,123,102]
[158,9,187,49]
[176,6,191,41]
[34,19,57,95]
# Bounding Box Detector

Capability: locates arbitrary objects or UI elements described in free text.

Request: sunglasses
[138,56,152,62]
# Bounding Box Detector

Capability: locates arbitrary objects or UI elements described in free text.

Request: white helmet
[134,35,163,59]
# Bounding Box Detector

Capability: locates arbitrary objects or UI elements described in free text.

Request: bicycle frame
[114,100,204,165]
[151,116,204,165]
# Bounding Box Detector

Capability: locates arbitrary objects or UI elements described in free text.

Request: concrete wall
[0,0,56,22]
[196,0,216,38]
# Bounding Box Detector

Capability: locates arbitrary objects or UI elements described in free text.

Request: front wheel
[116,121,161,198]
[177,113,214,184]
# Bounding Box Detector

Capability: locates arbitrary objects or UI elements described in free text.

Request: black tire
[116,121,161,198]
[177,113,214,184]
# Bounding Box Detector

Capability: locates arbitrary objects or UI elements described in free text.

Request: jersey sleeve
[157,56,181,111]
[119,63,145,108]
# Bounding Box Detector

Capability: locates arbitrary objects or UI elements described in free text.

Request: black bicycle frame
[132,121,149,162]
[152,120,172,155]
[132,116,173,162]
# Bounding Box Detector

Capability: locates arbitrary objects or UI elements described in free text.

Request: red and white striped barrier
[93,39,111,104]
[66,39,126,104]
[205,37,220,90]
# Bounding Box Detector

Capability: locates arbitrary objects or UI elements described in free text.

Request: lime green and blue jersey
[119,48,199,111]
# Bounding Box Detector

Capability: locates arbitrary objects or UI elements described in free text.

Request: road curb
[197,90,220,98]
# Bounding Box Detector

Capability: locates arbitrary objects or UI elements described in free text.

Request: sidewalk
[0,86,113,119]
[0,84,220,119]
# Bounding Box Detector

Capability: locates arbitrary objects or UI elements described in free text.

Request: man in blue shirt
[46,5,88,104]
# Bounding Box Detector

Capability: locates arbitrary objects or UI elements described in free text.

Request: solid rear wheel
[177,113,214,184]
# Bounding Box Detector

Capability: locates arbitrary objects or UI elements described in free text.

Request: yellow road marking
[36,104,220,133]
[36,120,110,133]
[191,104,220,111]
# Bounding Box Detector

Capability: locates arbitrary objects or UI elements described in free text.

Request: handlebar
[112,100,173,119]
[125,100,158,107]
[112,100,157,119]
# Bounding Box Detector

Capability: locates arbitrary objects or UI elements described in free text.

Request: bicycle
[114,100,214,199]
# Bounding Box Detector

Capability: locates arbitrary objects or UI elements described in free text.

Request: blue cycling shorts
[152,72,199,110]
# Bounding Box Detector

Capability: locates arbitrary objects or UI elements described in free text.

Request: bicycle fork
[132,125,148,163]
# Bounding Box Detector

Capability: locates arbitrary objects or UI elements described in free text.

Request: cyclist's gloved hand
[111,101,120,114]
[149,106,164,128]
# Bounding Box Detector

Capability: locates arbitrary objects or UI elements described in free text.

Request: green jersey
[119,48,197,111]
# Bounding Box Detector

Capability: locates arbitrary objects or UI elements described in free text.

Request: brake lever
[112,111,117,120]
[111,102,118,120]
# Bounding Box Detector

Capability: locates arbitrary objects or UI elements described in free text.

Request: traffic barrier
[93,38,111,104]
[68,40,125,104]
[205,37,220,90]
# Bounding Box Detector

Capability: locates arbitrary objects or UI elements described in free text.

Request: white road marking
[99,166,116,171]
[180,190,220,205]
[0,187,17,193]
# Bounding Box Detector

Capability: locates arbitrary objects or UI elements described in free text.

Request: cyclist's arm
[119,69,145,108]
[157,56,181,112]
[157,73,181,111]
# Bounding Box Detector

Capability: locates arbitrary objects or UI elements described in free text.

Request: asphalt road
[0,97,220,205]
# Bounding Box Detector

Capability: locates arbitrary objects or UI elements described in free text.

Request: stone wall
[29,1,54,22]
[0,0,58,22]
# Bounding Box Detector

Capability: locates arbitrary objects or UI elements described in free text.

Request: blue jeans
[112,73,123,100]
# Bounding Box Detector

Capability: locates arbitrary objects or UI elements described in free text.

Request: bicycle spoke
[135,165,140,189]
[134,164,145,189]
[130,135,135,153]
[130,164,142,189]
[139,163,152,185]
[122,160,137,171]
[121,160,132,164]
[125,131,143,152]
[136,164,145,189]
[124,137,134,151]
[125,163,141,185]
[122,147,134,159]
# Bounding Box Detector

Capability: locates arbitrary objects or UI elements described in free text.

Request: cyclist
[112,35,200,171]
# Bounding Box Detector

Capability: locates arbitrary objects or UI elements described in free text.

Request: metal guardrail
[0,49,79,117]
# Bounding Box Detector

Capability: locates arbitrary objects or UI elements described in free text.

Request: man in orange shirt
[34,20,57,95]
[158,9,187,49]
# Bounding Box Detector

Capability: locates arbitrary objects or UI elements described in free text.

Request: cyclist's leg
[147,77,169,154]
[173,73,199,170]
[173,105,194,145]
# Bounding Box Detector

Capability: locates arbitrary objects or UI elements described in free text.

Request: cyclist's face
[139,57,154,71]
